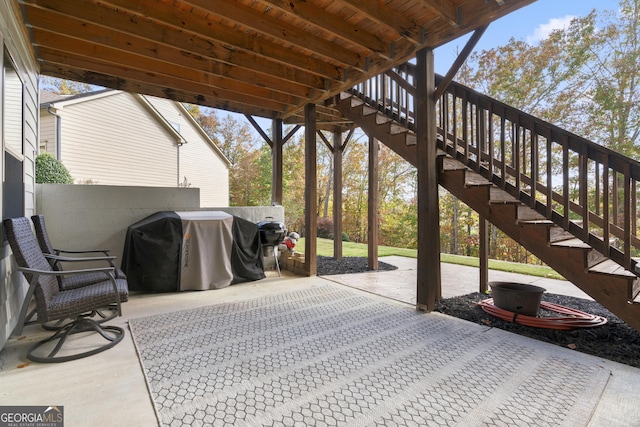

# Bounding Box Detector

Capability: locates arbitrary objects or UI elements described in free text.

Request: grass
[296,237,565,280]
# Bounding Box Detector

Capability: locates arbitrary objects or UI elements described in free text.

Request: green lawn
[296,237,565,280]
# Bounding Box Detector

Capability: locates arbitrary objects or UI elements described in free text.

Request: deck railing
[350,62,640,276]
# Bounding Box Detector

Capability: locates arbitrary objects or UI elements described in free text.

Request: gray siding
[0,1,40,349]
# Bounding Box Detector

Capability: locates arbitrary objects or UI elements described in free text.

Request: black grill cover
[121,211,265,292]
[231,216,265,283]
[121,211,181,292]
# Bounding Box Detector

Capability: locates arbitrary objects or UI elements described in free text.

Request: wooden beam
[418,0,460,28]
[416,47,441,311]
[262,0,391,57]
[435,25,488,100]
[304,103,318,276]
[341,0,424,44]
[479,216,489,293]
[37,43,294,112]
[40,63,278,118]
[316,130,333,152]
[368,136,379,270]
[246,115,273,147]
[271,119,284,205]
[24,0,343,82]
[333,129,343,260]
[283,125,302,144]
[184,0,367,71]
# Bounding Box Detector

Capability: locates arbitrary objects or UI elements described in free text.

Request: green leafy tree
[35,153,73,184]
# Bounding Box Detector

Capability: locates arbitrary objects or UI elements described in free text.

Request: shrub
[35,153,73,184]
[317,217,334,239]
[341,231,350,242]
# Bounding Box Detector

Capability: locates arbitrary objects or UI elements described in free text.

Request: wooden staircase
[333,85,640,332]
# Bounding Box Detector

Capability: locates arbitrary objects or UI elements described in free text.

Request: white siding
[0,0,40,349]
[39,111,57,154]
[58,92,179,186]
[146,96,230,207]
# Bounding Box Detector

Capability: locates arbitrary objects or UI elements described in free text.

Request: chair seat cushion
[42,278,129,322]
[60,269,127,290]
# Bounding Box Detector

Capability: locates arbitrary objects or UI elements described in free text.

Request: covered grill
[257,218,286,275]
[257,219,287,246]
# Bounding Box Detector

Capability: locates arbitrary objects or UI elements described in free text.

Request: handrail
[350,62,640,275]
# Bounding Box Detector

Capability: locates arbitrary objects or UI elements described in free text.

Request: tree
[35,153,73,184]
[40,76,95,94]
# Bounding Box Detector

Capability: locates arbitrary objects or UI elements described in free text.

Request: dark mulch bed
[316,256,398,276]
[316,256,640,369]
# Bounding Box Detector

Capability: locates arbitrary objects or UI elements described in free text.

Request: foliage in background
[35,153,73,184]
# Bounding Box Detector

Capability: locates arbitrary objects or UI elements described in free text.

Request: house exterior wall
[145,96,230,207]
[55,91,179,186]
[39,110,57,154]
[0,0,40,349]
[40,92,230,207]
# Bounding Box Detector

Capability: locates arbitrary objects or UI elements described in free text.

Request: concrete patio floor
[0,257,638,426]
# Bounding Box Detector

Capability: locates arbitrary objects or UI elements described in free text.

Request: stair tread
[376,114,392,125]
[549,226,575,243]
[441,157,467,171]
[488,187,520,204]
[464,171,492,187]
[550,237,591,248]
[589,259,637,278]
[361,105,377,115]
[516,206,554,224]
[389,123,409,134]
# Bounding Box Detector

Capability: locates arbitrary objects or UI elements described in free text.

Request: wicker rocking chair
[28,215,127,327]
[4,217,129,363]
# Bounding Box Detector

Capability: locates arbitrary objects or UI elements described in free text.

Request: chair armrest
[45,253,117,263]
[54,248,111,256]
[17,265,115,276]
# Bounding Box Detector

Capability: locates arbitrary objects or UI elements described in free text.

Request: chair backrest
[31,214,56,255]
[3,217,59,313]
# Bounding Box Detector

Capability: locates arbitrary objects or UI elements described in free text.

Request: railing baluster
[603,157,610,257]
[349,61,640,270]
[562,135,570,230]
[488,103,494,177]
[579,146,589,241]
[530,127,538,210]
[545,127,552,218]
[500,113,506,189]
[624,165,631,268]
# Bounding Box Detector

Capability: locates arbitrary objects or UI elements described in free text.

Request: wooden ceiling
[19,0,535,127]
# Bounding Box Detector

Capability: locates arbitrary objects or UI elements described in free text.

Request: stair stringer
[439,161,640,332]
[334,94,417,166]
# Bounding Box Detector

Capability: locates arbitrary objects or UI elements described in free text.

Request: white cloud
[527,15,577,44]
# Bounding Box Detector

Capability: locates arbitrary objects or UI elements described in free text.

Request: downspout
[47,106,61,159]
[177,142,181,186]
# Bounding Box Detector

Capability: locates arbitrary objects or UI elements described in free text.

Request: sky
[434,0,618,74]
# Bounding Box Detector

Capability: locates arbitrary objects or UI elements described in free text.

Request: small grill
[257,218,287,276]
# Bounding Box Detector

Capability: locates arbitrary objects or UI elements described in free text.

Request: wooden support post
[272,118,283,205]
[304,104,317,276]
[333,128,343,260]
[479,216,489,293]
[416,47,441,311]
[368,136,379,270]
